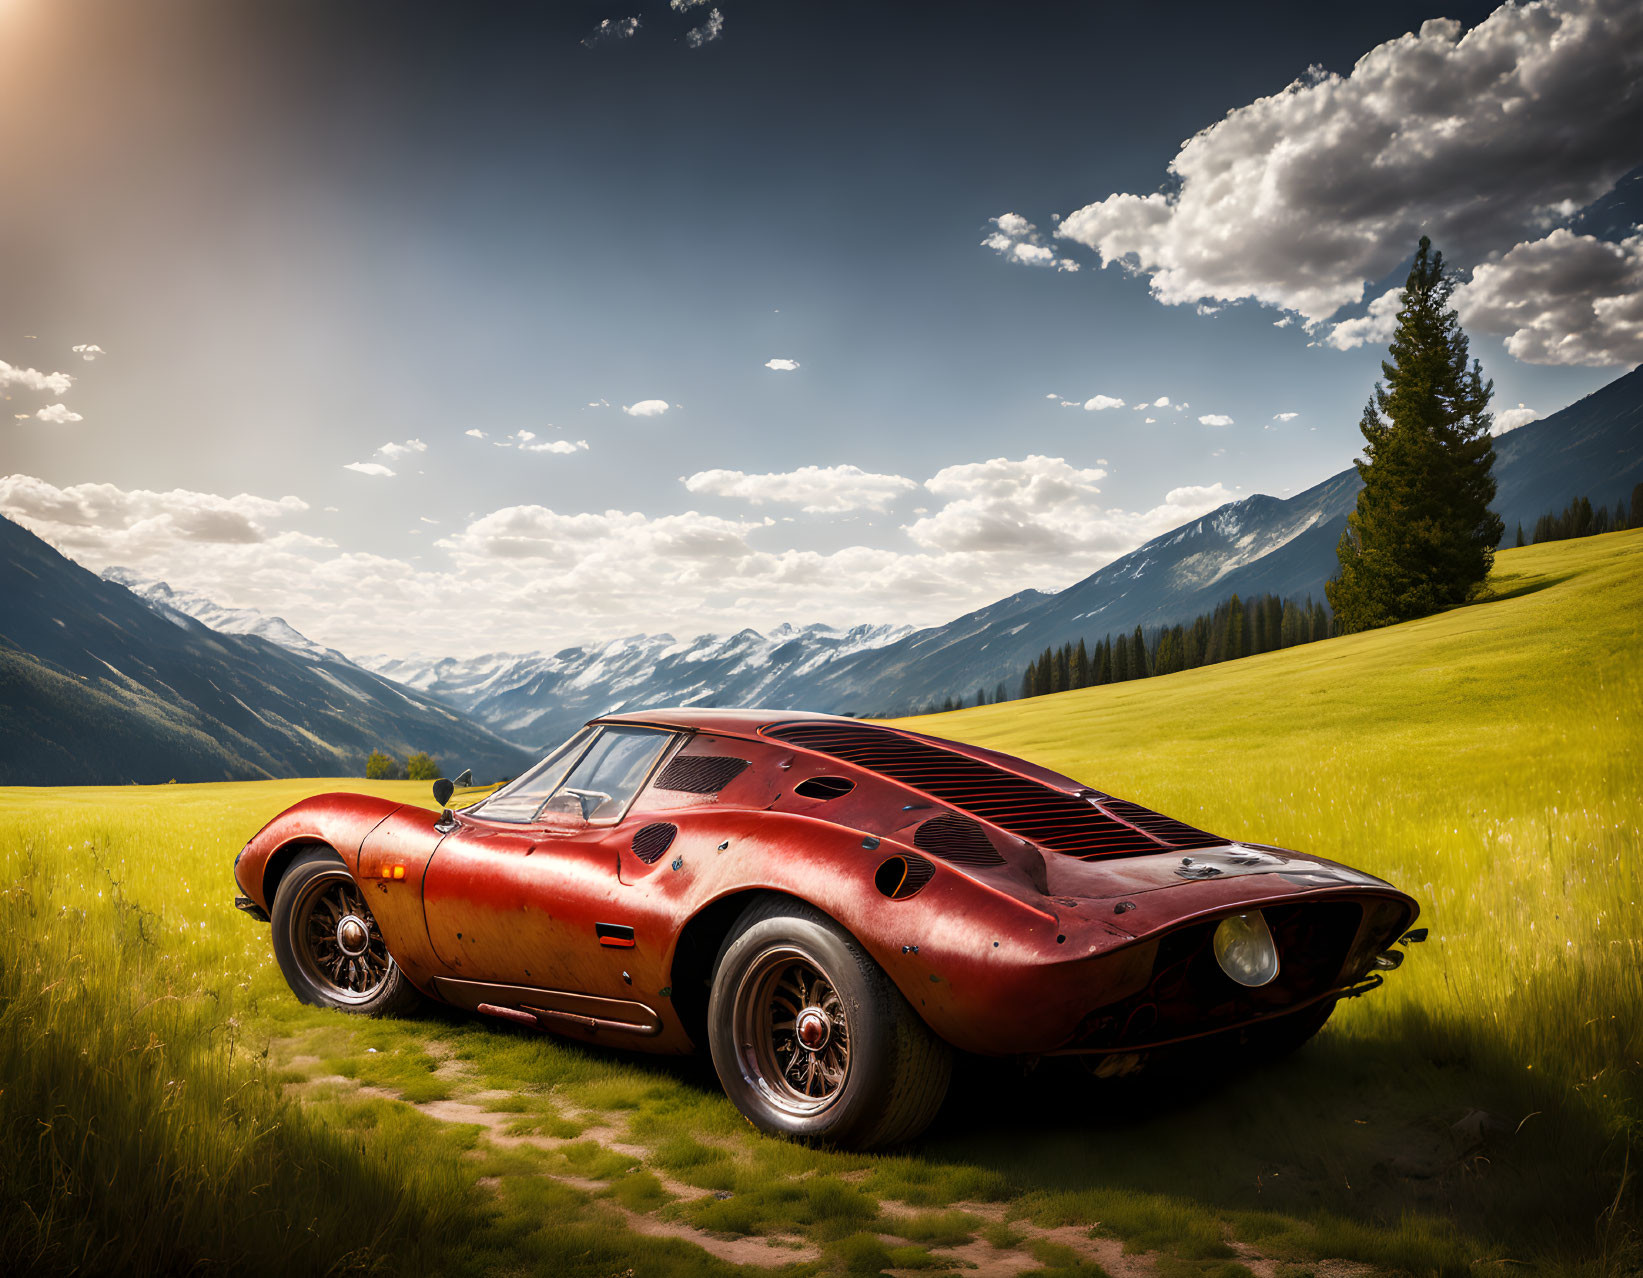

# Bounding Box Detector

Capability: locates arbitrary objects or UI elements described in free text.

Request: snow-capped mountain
[360,621,913,748]
[102,569,354,666]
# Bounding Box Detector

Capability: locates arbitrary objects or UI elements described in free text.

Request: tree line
[365,749,441,780]
[1016,592,1332,701]
[1513,485,1643,546]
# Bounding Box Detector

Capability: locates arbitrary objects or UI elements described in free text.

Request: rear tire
[707,897,951,1149]
[270,848,422,1017]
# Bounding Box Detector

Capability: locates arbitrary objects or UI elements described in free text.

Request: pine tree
[1111,634,1129,682]
[995,680,1008,704]
[1514,522,1524,548]
[1328,237,1502,632]
[1072,638,1089,688]
[1632,483,1643,529]
[1130,626,1150,679]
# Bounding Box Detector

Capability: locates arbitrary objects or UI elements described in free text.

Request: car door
[421,725,680,1017]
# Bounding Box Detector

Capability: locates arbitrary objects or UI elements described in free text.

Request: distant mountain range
[362,363,1643,741]
[0,517,533,785]
[7,365,1637,779]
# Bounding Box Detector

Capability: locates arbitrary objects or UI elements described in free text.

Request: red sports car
[232,709,1421,1148]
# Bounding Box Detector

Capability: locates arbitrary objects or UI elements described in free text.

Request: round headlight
[1213,911,1279,988]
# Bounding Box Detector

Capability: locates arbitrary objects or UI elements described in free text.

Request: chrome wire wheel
[733,945,852,1118]
[286,869,394,1005]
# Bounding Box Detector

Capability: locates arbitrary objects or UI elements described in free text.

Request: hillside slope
[0,515,533,784]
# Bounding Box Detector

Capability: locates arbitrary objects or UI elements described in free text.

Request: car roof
[592,707,854,736]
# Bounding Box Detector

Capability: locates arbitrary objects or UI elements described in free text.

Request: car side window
[547,726,674,822]
[469,727,595,823]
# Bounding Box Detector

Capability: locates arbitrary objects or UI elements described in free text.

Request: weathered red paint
[233,709,1418,1058]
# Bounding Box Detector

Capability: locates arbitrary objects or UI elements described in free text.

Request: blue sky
[2,0,1639,657]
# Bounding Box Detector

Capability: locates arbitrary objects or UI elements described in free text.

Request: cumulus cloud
[909,456,1231,559]
[1083,395,1125,411]
[1455,228,1643,366]
[583,16,640,46]
[1493,403,1541,434]
[0,360,74,396]
[1056,0,1643,325]
[465,428,487,439]
[623,399,671,417]
[684,464,919,513]
[72,344,104,361]
[35,403,83,424]
[1326,288,1405,351]
[1273,412,1299,421]
[522,438,590,455]
[377,438,428,459]
[1198,414,1234,427]
[982,213,1081,273]
[764,358,801,371]
[685,7,724,47]
[0,474,310,554]
[1152,396,1171,408]
[344,461,395,477]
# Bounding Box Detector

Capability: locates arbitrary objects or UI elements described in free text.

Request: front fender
[233,792,403,911]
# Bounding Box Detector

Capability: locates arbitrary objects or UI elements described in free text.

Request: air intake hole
[795,775,855,800]
[874,853,935,900]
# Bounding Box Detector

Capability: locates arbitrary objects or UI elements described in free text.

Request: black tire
[707,897,951,1149]
[270,848,422,1017]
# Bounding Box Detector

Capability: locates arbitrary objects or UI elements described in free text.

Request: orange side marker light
[393,865,405,879]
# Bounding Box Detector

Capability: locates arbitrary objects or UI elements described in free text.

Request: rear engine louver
[913,813,1006,867]
[655,755,749,794]
[631,822,678,864]
[763,721,1222,859]
[1098,798,1224,850]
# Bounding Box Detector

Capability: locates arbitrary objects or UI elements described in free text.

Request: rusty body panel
[233,709,1419,1058]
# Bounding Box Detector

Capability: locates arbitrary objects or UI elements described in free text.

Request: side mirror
[432,778,455,807]
[453,768,473,788]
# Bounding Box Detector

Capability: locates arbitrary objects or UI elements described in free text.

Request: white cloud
[764,358,801,371]
[0,474,310,552]
[1493,403,1541,435]
[583,16,640,46]
[1325,287,1405,351]
[1273,412,1299,422]
[670,0,712,8]
[377,438,428,459]
[344,461,396,478]
[522,438,590,455]
[982,213,1081,273]
[1082,395,1125,411]
[1044,392,1061,400]
[1455,229,1643,366]
[685,7,723,47]
[0,361,74,396]
[587,398,610,408]
[35,403,83,424]
[1198,414,1234,427]
[465,428,487,439]
[1273,316,1295,328]
[1055,0,1643,326]
[684,464,919,513]
[623,399,671,417]
[72,344,104,361]
[1152,396,1171,408]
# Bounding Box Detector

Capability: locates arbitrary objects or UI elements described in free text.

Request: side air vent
[655,755,749,794]
[1098,798,1225,850]
[794,775,855,801]
[763,720,1223,859]
[631,822,678,865]
[874,853,936,900]
[913,813,1006,867]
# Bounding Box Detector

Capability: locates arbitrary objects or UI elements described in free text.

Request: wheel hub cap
[795,1006,831,1051]
[336,914,369,956]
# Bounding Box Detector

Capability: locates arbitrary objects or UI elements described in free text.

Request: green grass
[0,530,1639,1276]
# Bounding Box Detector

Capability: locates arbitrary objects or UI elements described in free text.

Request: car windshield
[551,726,674,822]
[468,727,595,823]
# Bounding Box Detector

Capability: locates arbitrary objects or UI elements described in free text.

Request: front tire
[707,898,951,1149]
[270,848,422,1017]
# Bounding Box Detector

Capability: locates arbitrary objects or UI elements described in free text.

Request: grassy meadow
[0,530,1638,1277]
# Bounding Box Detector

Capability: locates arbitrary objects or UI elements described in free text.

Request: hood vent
[655,755,749,794]
[631,822,678,864]
[764,720,1222,860]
